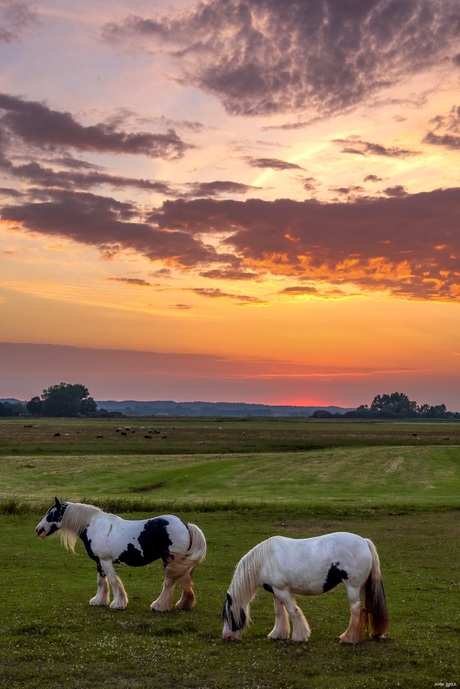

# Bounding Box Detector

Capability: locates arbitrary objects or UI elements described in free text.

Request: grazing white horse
[222,532,388,644]
[36,498,207,611]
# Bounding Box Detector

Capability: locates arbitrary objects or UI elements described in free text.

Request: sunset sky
[1,0,460,409]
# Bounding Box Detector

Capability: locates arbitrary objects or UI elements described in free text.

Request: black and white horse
[36,498,207,611]
[223,531,388,643]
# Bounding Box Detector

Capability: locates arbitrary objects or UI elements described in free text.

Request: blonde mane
[229,537,278,613]
[60,502,101,552]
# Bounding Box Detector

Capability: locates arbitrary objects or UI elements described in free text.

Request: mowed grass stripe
[1,445,459,510]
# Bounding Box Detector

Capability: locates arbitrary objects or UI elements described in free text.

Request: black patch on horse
[222,593,246,632]
[43,502,68,536]
[79,528,97,561]
[114,517,173,567]
[263,583,274,593]
[323,561,349,592]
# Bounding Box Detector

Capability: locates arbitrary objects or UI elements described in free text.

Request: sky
[1,0,460,410]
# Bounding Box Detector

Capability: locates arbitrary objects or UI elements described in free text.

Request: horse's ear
[54,497,61,508]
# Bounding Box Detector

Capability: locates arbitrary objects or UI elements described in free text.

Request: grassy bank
[1,445,459,513]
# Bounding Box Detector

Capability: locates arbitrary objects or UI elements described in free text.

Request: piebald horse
[36,498,207,611]
[223,531,388,643]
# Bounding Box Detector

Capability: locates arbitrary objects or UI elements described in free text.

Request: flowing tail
[166,522,207,581]
[363,538,389,639]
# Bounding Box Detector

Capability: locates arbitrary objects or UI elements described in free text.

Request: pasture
[0,418,459,688]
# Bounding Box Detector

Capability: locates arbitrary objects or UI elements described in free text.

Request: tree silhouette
[26,396,43,416]
[40,382,97,417]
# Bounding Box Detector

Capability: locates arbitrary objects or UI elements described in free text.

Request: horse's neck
[62,503,101,535]
[231,541,267,608]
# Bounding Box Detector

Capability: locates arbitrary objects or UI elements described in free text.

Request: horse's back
[265,532,372,595]
[89,513,190,566]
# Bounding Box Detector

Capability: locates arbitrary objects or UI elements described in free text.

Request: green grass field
[0,418,459,688]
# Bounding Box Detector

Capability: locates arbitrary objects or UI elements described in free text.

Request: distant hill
[1,398,355,417]
[95,399,355,417]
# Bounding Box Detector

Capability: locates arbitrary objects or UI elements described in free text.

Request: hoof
[150,603,171,613]
[109,600,127,610]
[339,637,361,645]
[90,598,109,607]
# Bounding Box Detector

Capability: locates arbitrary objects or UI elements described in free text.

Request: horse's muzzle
[36,526,46,537]
[222,631,238,641]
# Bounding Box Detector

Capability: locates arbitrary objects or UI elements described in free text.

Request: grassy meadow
[0,417,459,688]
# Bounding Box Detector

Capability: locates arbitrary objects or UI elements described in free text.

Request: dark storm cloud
[0,93,191,159]
[103,0,459,117]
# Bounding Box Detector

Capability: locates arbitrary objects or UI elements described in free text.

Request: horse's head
[35,497,68,538]
[222,592,247,641]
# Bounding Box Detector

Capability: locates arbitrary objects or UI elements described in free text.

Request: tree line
[312,391,460,420]
[0,384,458,419]
[0,382,119,418]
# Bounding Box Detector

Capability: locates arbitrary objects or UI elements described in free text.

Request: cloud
[3,185,460,302]
[423,105,460,150]
[0,93,191,159]
[246,157,304,171]
[107,277,151,286]
[1,188,225,268]
[199,267,258,280]
[364,174,383,183]
[383,185,408,197]
[186,180,259,197]
[329,185,365,198]
[0,1,36,44]
[280,285,349,298]
[334,137,417,158]
[0,156,173,194]
[171,303,193,310]
[303,177,319,193]
[103,0,460,117]
[189,287,264,304]
[148,190,460,301]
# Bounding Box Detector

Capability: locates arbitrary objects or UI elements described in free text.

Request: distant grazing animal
[222,532,388,644]
[36,498,207,611]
